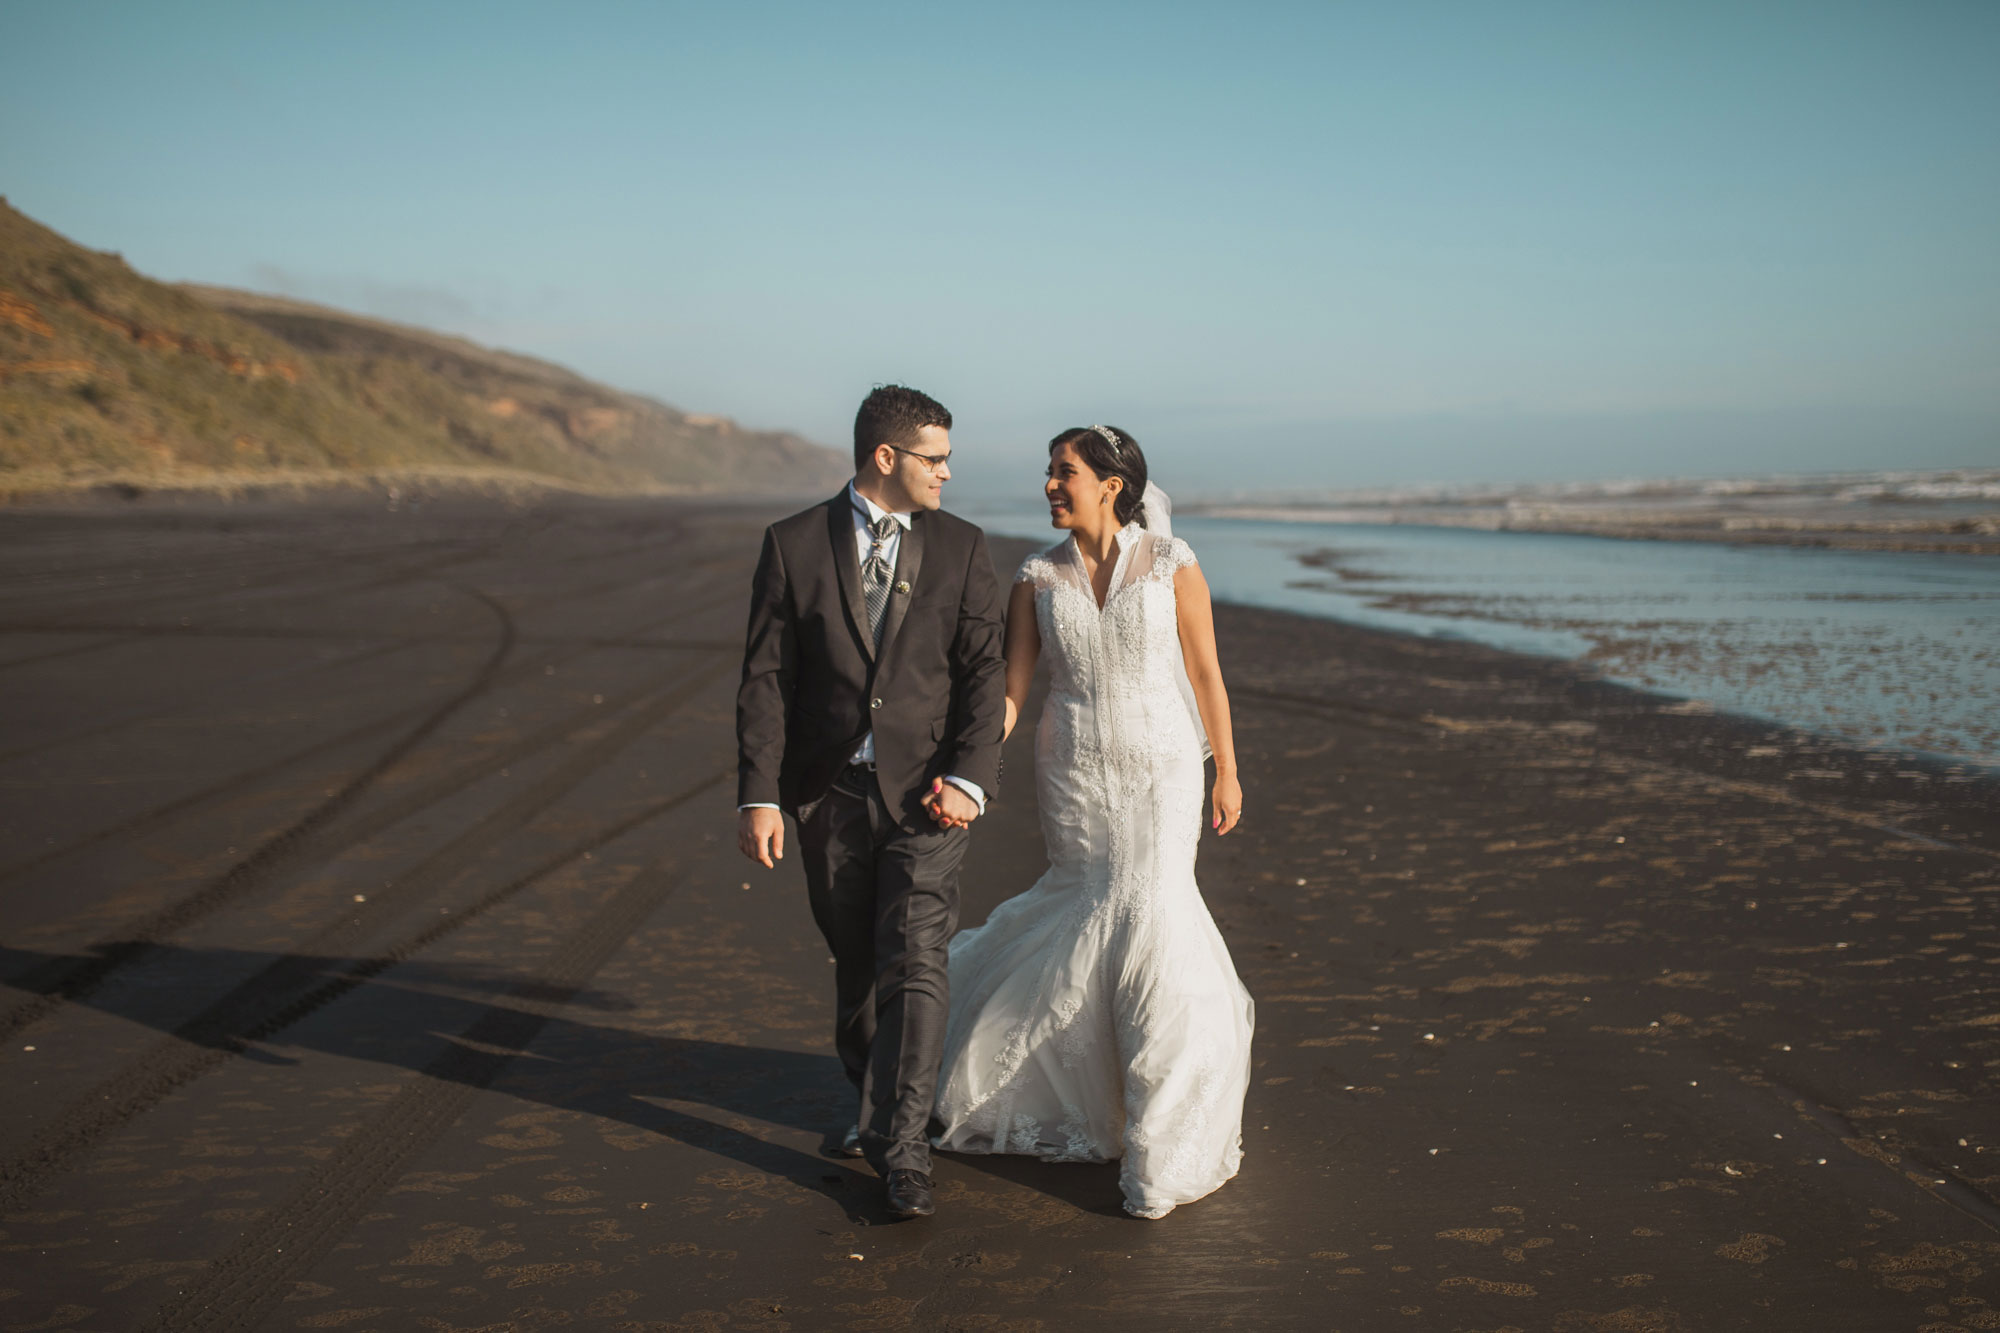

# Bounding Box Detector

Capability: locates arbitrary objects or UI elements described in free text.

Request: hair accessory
[1089,424,1122,457]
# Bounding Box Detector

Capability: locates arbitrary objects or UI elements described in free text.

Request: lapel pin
[896,580,911,594]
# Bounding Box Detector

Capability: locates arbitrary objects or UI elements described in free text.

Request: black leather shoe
[829,1124,864,1158]
[884,1169,935,1218]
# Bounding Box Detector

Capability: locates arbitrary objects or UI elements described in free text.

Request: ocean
[957,500,1999,771]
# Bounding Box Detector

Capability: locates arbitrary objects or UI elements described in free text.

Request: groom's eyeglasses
[890,445,952,474]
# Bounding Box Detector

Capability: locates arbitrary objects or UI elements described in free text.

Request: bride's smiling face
[1045,441,1120,529]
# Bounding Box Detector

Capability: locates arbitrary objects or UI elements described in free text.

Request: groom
[735,384,1006,1218]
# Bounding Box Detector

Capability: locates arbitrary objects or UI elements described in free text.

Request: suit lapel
[876,509,925,659]
[825,494,873,663]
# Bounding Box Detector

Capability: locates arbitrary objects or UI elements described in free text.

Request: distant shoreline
[1186,503,2000,555]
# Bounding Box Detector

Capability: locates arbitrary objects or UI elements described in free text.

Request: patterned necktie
[862,514,897,646]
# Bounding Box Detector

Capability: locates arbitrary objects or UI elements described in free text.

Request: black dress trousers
[797,768,968,1176]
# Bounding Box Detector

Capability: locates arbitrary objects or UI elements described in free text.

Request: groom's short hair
[853,385,952,470]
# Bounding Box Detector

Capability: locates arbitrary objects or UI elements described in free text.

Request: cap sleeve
[1015,546,1063,589]
[1158,534,1198,575]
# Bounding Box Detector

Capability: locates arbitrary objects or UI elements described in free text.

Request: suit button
[870,698,882,709]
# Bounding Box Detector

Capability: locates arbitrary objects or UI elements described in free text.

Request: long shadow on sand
[0,943,1127,1222]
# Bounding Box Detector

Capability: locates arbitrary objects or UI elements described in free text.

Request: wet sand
[0,495,1995,1331]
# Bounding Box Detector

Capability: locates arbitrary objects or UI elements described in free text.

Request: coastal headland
[0,200,850,502]
[0,495,1995,1330]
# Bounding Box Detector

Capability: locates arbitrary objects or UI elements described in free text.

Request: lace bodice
[1016,526,1202,766]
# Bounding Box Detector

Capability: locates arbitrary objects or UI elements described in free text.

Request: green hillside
[0,200,847,497]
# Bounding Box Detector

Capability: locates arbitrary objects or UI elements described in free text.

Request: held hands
[737,806,785,868]
[1210,770,1243,836]
[924,778,981,830]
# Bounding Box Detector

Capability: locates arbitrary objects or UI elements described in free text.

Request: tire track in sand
[0,583,516,1041]
[0,578,741,1041]
[0,657,731,1212]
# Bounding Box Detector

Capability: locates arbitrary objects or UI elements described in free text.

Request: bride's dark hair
[1050,425,1148,526]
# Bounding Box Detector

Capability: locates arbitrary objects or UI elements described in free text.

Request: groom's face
[878,424,951,513]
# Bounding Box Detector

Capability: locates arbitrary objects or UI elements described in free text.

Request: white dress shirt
[739,483,987,815]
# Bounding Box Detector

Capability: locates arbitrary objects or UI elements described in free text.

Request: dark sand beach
[0,495,1995,1331]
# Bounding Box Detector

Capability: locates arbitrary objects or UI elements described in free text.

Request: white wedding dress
[933,524,1255,1218]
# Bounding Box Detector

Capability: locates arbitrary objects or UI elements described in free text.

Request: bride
[926,424,1255,1219]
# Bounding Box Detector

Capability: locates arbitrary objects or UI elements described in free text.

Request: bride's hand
[1210,770,1242,836]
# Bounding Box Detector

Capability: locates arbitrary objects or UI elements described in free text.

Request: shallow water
[962,503,2000,768]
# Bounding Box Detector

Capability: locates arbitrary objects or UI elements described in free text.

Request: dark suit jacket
[736,492,1007,829]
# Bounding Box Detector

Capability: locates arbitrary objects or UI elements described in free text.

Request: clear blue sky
[5,1,1996,496]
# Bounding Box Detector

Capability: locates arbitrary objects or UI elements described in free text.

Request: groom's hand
[923,778,980,830]
[738,806,785,867]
